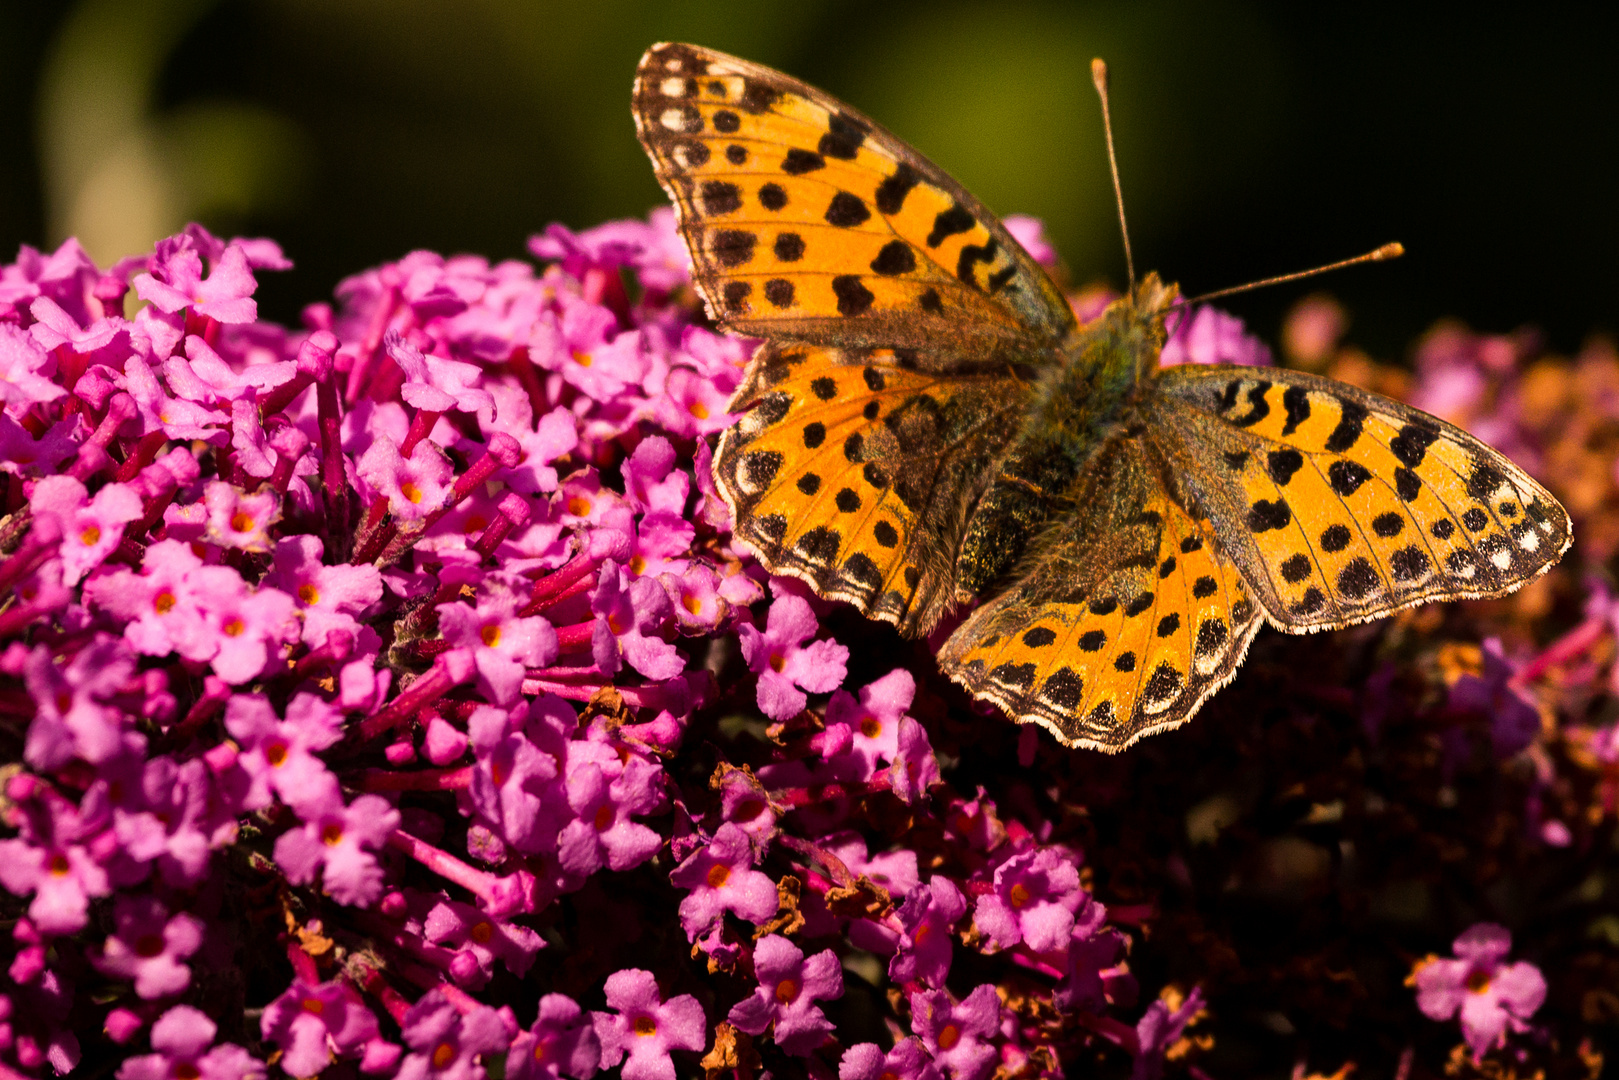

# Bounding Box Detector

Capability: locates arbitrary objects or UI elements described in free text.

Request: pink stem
[355,649,474,742]
[771,772,892,808]
[553,622,595,650]
[113,431,167,484]
[68,393,136,481]
[352,958,413,1025]
[352,766,472,792]
[399,409,442,459]
[318,366,351,558]
[472,491,531,559]
[1511,614,1608,690]
[522,552,600,614]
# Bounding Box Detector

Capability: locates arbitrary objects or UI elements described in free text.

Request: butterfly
[631,42,1572,752]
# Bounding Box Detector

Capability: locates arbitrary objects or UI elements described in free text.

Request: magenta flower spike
[890,876,966,989]
[839,1038,945,1080]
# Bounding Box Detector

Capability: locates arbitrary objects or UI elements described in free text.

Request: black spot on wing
[1324,401,1368,452]
[875,163,921,215]
[1281,386,1311,436]
[927,204,975,247]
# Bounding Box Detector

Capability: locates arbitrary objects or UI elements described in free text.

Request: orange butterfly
[632,43,1571,752]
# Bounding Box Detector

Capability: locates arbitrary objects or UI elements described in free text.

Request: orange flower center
[230,511,254,532]
[769,653,785,673]
[297,583,319,606]
[480,623,502,648]
[48,854,71,876]
[532,1039,549,1063]
[567,496,592,517]
[401,481,424,504]
[321,823,344,846]
[55,690,73,714]
[79,525,101,546]
[223,619,245,637]
[174,1063,201,1080]
[913,923,931,946]
[431,1042,456,1069]
[490,762,506,787]
[688,401,709,419]
[633,1015,658,1037]
[706,863,731,889]
[936,1023,961,1051]
[571,350,593,368]
[683,594,703,614]
[265,741,288,767]
[775,978,800,1004]
[629,555,647,574]
[859,716,882,739]
[153,591,177,614]
[594,804,614,830]
[1467,970,1492,994]
[1009,883,1032,909]
[302,997,324,1015]
[471,921,494,944]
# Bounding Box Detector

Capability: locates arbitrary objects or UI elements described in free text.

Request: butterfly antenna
[1180,243,1405,305]
[1090,58,1136,288]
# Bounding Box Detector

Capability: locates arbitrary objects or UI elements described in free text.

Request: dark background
[2,0,1614,359]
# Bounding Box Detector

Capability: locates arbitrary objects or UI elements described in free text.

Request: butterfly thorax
[951,276,1178,600]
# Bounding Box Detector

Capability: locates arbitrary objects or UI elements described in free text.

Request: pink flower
[530,295,647,402]
[909,985,1000,1080]
[28,476,140,586]
[438,574,559,705]
[20,634,137,768]
[422,897,545,985]
[972,847,1083,954]
[92,896,204,1000]
[274,793,401,907]
[263,534,384,647]
[727,935,843,1055]
[890,877,966,989]
[1159,305,1272,367]
[825,669,916,774]
[201,481,282,553]
[358,435,455,521]
[261,978,381,1077]
[132,239,260,323]
[224,691,343,813]
[0,323,68,412]
[506,994,600,1080]
[668,822,779,940]
[591,969,705,1080]
[116,1005,262,1080]
[1414,923,1546,1060]
[840,1039,944,1080]
[738,592,849,722]
[0,790,111,935]
[556,755,664,876]
[397,989,511,1080]
[1133,987,1205,1080]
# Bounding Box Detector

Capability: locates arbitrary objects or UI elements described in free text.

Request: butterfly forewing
[633,42,1076,363]
[715,343,1031,635]
[1150,366,1572,630]
[936,437,1264,751]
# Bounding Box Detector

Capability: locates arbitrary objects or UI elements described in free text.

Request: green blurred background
[1,0,1614,357]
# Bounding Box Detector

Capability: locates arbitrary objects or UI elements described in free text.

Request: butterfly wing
[1148,365,1572,630]
[632,42,1077,365]
[936,435,1265,752]
[716,343,1030,636]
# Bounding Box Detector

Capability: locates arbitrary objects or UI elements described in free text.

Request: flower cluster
[0,209,1610,1080]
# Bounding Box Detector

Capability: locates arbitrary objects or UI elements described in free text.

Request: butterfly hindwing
[633,42,1076,364]
[716,343,1031,634]
[1150,365,1572,630]
[936,437,1264,752]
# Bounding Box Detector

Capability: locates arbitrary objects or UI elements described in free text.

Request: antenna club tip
[1374,242,1405,260]
[1091,58,1109,92]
